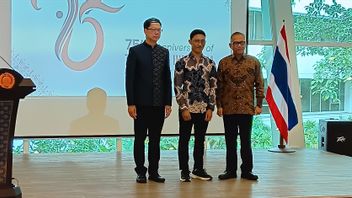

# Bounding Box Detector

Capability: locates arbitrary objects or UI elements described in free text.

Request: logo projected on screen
[31,0,124,71]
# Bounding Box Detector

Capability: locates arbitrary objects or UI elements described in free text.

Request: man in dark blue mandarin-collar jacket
[125,17,172,184]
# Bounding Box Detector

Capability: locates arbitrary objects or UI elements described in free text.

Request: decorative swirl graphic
[31,0,41,10]
[31,0,124,71]
[79,0,124,22]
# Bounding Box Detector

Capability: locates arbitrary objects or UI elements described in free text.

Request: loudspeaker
[319,120,352,157]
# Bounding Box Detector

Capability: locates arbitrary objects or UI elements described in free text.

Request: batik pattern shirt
[174,53,217,113]
[216,54,264,115]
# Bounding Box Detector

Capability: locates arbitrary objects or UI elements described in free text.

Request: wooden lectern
[0,68,35,198]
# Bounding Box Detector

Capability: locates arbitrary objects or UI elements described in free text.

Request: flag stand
[268,135,295,153]
[266,22,298,154]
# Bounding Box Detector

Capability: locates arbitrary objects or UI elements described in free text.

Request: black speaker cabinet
[319,120,352,157]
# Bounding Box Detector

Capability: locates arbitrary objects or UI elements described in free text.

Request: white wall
[231,0,248,35]
[0,0,11,68]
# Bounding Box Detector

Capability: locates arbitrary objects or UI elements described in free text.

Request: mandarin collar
[143,41,158,49]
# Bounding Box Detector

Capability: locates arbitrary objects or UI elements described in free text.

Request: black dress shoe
[148,175,165,183]
[241,172,258,181]
[218,171,237,180]
[136,174,147,183]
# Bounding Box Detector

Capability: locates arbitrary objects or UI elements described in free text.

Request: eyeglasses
[147,28,162,33]
[231,41,246,46]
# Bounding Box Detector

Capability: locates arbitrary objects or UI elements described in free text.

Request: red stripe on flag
[266,87,288,142]
[280,25,290,62]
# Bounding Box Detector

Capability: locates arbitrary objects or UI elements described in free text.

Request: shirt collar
[188,52,205,60]
[231,54,246,62]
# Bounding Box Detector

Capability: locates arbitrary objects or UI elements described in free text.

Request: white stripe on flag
[266,24,298,142]
[268,73,289,124]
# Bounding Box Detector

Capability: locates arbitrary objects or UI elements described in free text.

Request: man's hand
[255,106,262,115]
[217,107,223,117]
[181,109,191,121]
[205,109,213,122]
[165,105,172,118]
[128,105,137,119]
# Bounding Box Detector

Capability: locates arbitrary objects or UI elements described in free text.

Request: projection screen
[1,0,248,137]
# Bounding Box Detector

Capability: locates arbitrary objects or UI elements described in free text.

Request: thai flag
[266,24,298,142]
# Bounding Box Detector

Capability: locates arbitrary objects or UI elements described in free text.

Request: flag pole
[267,20,296,153]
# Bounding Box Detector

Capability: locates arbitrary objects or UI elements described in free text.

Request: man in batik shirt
[174,29,217,182]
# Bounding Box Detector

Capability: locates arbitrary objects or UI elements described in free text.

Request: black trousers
[223,114,253,174]
[178,111,209,171]
[133,106,164,175]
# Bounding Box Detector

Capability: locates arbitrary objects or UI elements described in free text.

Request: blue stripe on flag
[271,48,298,130]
